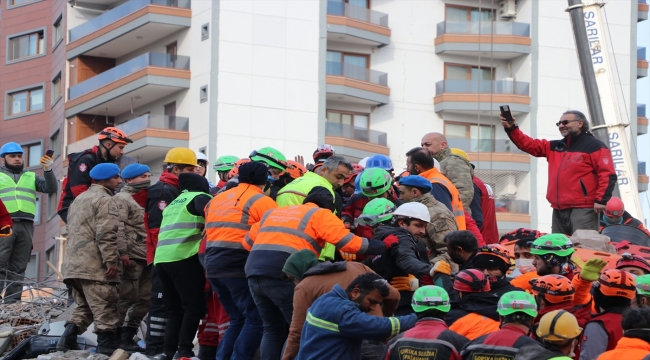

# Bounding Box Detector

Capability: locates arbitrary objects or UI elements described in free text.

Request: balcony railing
[436,21,530,37]
[435,80,529,96]
[447,138,524,154]
[69,52,190,99]
[326,61,388,86]
[640,161,647,175]
[326,1,388,27]
[69,0,191,42]
[642,0,647,4]
[495,199,529,214]
[325,122,387,146]
[639,104,646,117]
[639,47,647,61]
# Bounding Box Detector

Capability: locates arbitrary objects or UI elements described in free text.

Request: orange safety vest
[448,312,500,340]
[205,185,277,250]
[419,168,466,230]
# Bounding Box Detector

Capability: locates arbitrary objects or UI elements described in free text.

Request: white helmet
[359,156,371,167]
[392,203,431,223]
[195,151,208,162]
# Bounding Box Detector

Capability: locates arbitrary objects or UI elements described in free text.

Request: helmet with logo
[636,274,650,296]
[497,291,538,318]
[531,275,575,304]
[604,197,625,217]
[228,158,251,178]
[213,155,239,172]
[359,168,392,198]
[98,127,133,144]
[392,203,431,223]
[250,147,287,170]
[313,144,335,163]
[365,154,393,171]
[450,148,470,162]
[616,252,650,274]
[411,286,451,313]
[0,142,24,157]
[344,163,364,186]
[164,148,198,167]
[499,228,546,243]
[596,269,637,300]
[284,160,307,179]
[477,244,513,265]
[356,198,395,227]
[530,234,575,257]
[475,244,514,273]
[453,269,491,293]
[536,310,583,342]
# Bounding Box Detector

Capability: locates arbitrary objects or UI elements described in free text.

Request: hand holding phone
[499,105,516,128]
[45,150,54,158]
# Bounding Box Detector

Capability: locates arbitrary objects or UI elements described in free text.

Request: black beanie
[239,162,268,185]
[303,186,335,212]
[179,172,210,193]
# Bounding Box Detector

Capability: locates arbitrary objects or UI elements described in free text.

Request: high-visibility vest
[420,168,466,229]
[0,172,36,215]
[154,190,211,265]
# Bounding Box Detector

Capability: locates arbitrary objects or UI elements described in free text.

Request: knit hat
[238,162,269,186]
[303,186,334,211]
[121,163,150,180]
[90,163,120,181]
[282,250,319,281]
[179,172,210,193]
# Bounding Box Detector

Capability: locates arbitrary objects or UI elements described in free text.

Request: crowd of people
[1,110,650,360]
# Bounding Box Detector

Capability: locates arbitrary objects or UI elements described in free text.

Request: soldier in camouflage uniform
[421,132,475,214]
[115,164,152,352]
[57,163,125,355]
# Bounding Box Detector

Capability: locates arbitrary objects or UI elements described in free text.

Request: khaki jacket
[414,193,458,258]
[115,185,147,262]
[434,148,475,214]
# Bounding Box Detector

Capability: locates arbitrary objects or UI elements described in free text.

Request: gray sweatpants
[0,220,34,302]
[551,208,599,235]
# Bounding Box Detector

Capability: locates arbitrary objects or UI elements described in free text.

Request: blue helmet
[0,142,24,157]
[365,154,393,171]
[354,172,362,194]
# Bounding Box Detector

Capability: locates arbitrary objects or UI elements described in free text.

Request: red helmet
[616,252,650,274]
[605,197,625,217]
[453,269,490,293]
[499,228,546,243]
[98,127,133,144]
[313,144,335,163]
[597,269,637,300]
[344,163,364,185]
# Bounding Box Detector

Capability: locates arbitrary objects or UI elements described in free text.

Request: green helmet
[530,234,575,257]
[250,147,287,170]
[411,286,451,313]
[357,198,395,227]
[213,155,239,172]
[359,168,392,198]
[636,274,650,296]
[497,291,538,318]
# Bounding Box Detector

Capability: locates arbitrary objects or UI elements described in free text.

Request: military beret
[90,163,121,181]
[399,175,433,192]
[121,163,150,180]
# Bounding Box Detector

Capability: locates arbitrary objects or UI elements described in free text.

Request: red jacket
[473,176,498,244]
[0,199,12,229]
[465,211,486,246]
[58,146,106,221]
[507,126,616,209]
[384,318,467,360]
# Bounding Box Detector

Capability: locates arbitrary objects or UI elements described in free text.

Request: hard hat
[213,155,239,172]
[476,244,513,268]
[250,147,287,170]
[636,274,650,296]
[497,291,538,318]
[98,127,133,144]
[605,196,625,217]
[354,173,362,194]
[453,269,490,293]
[356,198,395,227]
[450,148,470,162]
[596,269,637,300]
[499,228,546,243]
[365,154,393,171]
[228,158,251,178]
[536,310,583,342]
[195,151,208,163]
[313,144,335,162]
[0,142,24,157]
[359,168,393,198]
[531,275,575,304]
[392,202,431,223]
[344,163,364,185]
[530,234,575,257]
[284,160,307,179]
[411,286,451,313]
[164,148,198,167]
[616,252,650,274]
[359,157,370,167]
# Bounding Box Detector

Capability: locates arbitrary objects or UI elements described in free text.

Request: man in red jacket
[473,176,498,244]
[501,110,616,234]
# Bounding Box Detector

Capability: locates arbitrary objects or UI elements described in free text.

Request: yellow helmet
[536,310,583,342]
[451,148,470,162]
[164,148,198,167]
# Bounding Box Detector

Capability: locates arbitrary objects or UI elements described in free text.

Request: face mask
[129,180,151,190]
[516,258,535,274]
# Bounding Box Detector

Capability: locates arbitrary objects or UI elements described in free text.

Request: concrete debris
[571,230,618,254]
[32,351,109,360]
[127,353,149,360]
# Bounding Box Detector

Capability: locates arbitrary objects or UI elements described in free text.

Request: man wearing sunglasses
[599,196,650,236]
[501,110,616,234]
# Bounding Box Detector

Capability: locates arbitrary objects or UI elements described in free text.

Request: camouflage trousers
[117,260,152,328]
[66,278,120,334]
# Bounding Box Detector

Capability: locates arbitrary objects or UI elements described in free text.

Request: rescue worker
[468,166,498,243]
[339,197,395,262]
[0,142,57,302]
[115,164,152,352]
[420,133,475,213]
[510,237,539,292]
[385,285,469,360]
[531,275,592,332]
[445,230,479,271]
[342,168,396,239]
[57,163,123,355]
[310,144,336,173]
[268,160,307,200]
[530,234,578,279]
[219,158,251,192]
[616,252,650,277]
[58,127,132,223]
[0,199,11,236]
[473,244,521,297]
[296,273,417,360]
[446,269,500,340]
[213,155,239,192]
[448,148,483,227]
[249,146,288,186]
[243,187,397,360]
[144,147,198,356]
[194,151,216,193]
[204,162,277,360]
[516,310,583,360]
[153,172,212,360]
[580,269,637,360]
[597,307,650,360]
[599,196,650,236]
[460,291,541,359]
[636,274,650,308]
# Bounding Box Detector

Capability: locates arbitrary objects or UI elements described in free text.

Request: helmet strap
[100,140,117,162]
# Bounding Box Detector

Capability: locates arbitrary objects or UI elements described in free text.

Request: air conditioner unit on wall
[498,0,517,19]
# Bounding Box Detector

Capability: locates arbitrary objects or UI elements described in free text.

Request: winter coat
[599,210,650,236]
[515,342,569,360]
[0,199,12,229]
[59,146,108,222]
[433,148,475,214]
[145,171,180,264]
[597,337,650,360]
[1,165,57,220]
[473,176,499,244]
[115,185,147,262]
[411,193,458,260]
[385,318,468,360]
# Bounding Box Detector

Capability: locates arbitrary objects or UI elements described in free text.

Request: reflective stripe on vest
[254,207,323,254]
[205,193,265,250]
[426,171,466,230]
[0,172,36,215]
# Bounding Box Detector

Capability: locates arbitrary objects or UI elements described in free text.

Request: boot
[197,346,217,360]
[120,327,145,352]
[96,331,118,355]
[56,324,80,351]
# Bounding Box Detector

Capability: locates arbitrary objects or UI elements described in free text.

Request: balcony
[326,1,390,48]
[640,162,648,192]
[435,21,531,60]
[67,114,189,163]
[434,80,530,115]
[67,0,191,60]
[639,104,648,135]
[495,199,531,232]
[640,0,648,22]
[324,122,388,162]
[639,47,648,79]
[447,138,530,172]
[326,62,390,106]
[65,52,190,118]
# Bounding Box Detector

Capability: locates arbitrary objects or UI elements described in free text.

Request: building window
[25,252,38,280]
[8,30,45,61]
[8,0,42,8]
[21,142,43,168]
[8,86,44,116]
[445,5,495,21]
[444,122,495,152]
[53,15,63,48]
[445,63,495,80]
[326,110,371,142]
[200,85,208,103]
[201,24,209,40]
[50,129,60,159]
[46,245,57,274]
[52,72,62,105]
[47,191,58,220]
[326,51,369,81]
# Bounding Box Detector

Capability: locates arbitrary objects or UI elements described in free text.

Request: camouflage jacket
[434,148,475,214]
[62,184,121,283]
[414,193,458,257]
[115,185,147,262]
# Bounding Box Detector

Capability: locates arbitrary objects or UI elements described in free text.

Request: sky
[639,18,650,224]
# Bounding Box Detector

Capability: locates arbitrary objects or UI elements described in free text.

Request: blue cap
[90,163,121,181]
[399,175,432,192]
[121,163,150,180]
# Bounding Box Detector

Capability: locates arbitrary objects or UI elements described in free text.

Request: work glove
[430,260,452,277]
[340,251,356,261]
[383,235,400,250]
[0,225,12,237]
[580,258,608,282]
[390,275,418,292]
[40,155,53,171]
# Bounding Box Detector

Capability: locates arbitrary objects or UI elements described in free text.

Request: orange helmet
[344,163,364,185]
[596,269,637,300]
[475,244,514,272]
[284,160,307,179]
[98,127,132,144]
[228,158,251,179]
[477,244,512,264]
[531,275,575,304]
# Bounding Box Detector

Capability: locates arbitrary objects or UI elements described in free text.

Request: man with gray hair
[501,110,617,234]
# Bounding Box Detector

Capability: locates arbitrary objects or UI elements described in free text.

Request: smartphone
[500,105,514,122]
[45,150,54,157]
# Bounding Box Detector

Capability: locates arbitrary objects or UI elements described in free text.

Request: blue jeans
[209,278,263,360]
[247,276,295,360]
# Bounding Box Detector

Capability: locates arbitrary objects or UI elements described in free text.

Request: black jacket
[146,172,181,230]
